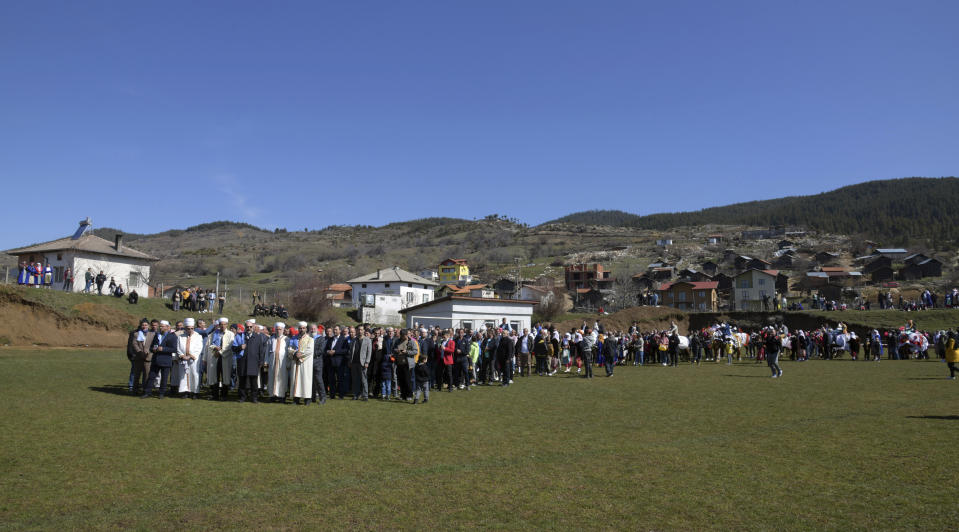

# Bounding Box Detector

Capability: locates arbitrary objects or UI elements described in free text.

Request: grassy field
[1,350,957,530]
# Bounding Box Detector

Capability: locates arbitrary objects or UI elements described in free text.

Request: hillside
[548,177,959,245]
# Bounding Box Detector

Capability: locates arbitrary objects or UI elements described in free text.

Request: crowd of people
[126,314,959,403]
[16,261,56,288]
[171,287,223,314]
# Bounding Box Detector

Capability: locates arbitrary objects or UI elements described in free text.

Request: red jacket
[441,338,455,365]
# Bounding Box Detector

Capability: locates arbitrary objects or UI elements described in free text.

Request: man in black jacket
[312,326,329,404]
[496,329,514,386]
[454,330,471,390]
[237,324,268,402]
[602,334,617,376]
[331,327,351,399]
[141,321,177,398]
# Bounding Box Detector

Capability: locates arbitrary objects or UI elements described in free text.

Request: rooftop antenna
[71,217,92,240]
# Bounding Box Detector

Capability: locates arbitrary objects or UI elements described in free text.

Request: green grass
[1,350,957,529]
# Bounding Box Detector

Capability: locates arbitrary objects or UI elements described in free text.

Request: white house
[7,218,158,296]
[516,284,552,304]
[731,268,779,311]
[348,266,439,325]
[400,295,537,332]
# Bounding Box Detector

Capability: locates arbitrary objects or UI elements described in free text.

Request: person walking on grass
[764,327,783,378]
[945,330,959,380]
[580,327,595,379]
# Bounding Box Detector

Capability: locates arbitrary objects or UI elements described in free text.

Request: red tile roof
[658,281,719,291]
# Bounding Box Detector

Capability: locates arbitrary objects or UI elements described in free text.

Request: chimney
[375,269,380,280]
[115,233,123,251]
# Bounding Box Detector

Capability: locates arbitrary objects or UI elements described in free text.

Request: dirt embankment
[0,291,131,348]
[552,306,690,334]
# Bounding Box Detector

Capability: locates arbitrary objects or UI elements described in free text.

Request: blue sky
[1,0,957,249]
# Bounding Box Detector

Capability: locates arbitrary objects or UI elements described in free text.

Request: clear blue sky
[2,0,957,249]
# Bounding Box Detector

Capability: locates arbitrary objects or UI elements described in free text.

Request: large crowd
[126,314,959,403]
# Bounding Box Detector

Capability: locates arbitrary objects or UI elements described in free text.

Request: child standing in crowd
[380,350,394,400]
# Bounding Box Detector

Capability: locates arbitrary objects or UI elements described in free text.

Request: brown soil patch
[552,306,690,334]
[0,293,131,348]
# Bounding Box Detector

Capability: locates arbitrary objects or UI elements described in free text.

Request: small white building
[400,295,537,332]
[731,268,779,311]
[516,284,552,304]
[7,218,158,296]
[348,266,439,326]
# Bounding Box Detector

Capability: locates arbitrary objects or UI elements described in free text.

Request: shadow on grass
[89,384,134,396]
[905,377,950,380]
[722,374,768,378]
[906,415,959,420]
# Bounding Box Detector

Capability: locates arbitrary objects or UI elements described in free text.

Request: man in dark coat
[331,326,351,399]
[312,327,330,404]
[237,324,268,403]
[496,329,514,386]
[141,321,177,398]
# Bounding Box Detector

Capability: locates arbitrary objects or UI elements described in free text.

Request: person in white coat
[266,323,290,403]
[289,321,314,404]
[177,318,204,399]
[204,317,235,401]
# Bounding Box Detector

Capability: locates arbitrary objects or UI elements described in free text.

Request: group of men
[126,317,615,405]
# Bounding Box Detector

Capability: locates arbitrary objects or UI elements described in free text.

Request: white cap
[159,320,170,326]
[184,318,196,327]
[298,321,307,328]
[275,322,285,329]
[250,319,256,324]
[219,317,229,324]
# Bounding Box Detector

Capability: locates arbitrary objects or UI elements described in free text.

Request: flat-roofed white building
[400,295,537,332]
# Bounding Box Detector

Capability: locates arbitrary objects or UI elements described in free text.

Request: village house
[871,266,895,283]
[903,253,929,265]
[898,263,923,281]
[657,281,719,312]
[574,288,606,310]
[862,256,892,274]
[322,283,353,308]
[348,266,439,325]
[701,261,719,276]
[814,251,840,265]
[564,263,612,290]
[731,269,779,311]
[7,218,158,296]
[438,258,471,285]
[918,258,942,277]
[876,248,909,259]
[706,234,724,245]
[400,296,536,332]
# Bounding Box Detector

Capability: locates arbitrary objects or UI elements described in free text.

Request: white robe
[204,330,235,386]
[177,331,204,394]
[266,335,290,398]
[289,334,313,399]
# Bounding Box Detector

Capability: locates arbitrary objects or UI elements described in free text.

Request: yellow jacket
[946,338,959,363]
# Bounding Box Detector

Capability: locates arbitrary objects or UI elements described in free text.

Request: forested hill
[548,177,959,245]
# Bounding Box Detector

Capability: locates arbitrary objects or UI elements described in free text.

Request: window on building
[422,294,430,303]
[129,271,139,288]
[510,321,520,331]
[362,283,367,288]
[56,253,63,261]
[698,291,705,298]
[408,283,413,287]
[678,292,686,301]
[385,283,390,287]
[406,292,414,304]
[484,321,495,329]
[461,320,473,331]
[758,278,765,286]
[53,266,64,283]
[737,279,751,289]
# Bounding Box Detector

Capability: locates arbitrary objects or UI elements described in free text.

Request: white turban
[219,317,229,324]
[298,321,307,328]
[183,318,195,327]
[275,322,285,329]
[159,320,170,326]
[249,319,256,324]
